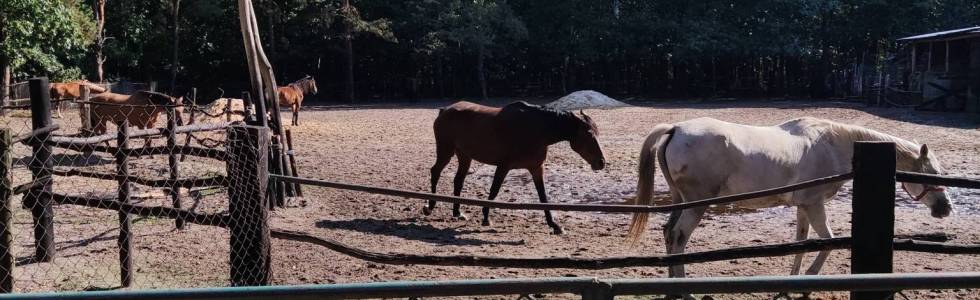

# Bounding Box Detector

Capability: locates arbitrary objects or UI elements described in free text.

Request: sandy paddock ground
[2,99,979,299]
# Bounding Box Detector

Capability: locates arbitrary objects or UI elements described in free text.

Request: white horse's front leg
[803,203,833,275]
[790,207,810,275]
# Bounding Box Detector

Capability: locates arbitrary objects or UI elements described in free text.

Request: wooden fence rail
[270,173,855,214]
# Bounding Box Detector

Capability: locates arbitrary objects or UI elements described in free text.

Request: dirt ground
[3,99,980,299]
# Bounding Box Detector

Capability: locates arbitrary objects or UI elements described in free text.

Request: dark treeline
[3,0,979,102]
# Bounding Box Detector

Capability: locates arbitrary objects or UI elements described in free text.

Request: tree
[438,0,526,101]
[92,0,106,82]
[0,0,92,97]
[336,0,394,102]
[169,0,180,93]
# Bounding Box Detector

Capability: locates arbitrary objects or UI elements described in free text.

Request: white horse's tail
[626,124,674,245]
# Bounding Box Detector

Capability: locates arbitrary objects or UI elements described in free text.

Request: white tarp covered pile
[544,90,629,110]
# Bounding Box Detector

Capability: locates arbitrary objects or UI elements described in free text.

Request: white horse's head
[902,144,954,218]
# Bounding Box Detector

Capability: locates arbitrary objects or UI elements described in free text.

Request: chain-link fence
[0,78,270,293]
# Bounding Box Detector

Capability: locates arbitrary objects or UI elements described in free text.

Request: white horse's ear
[920,144,930,158]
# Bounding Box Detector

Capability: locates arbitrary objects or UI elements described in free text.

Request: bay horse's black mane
[288,76,316,94]
[502,101,597,135]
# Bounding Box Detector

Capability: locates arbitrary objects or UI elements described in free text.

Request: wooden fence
[2,78,980,298]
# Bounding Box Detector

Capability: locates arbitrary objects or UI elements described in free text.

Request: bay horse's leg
[482,167,510,227]
[803,203,833,275]
[292,103,299,126]
[424,138,454,216]
[451,155,471,220]
[790,207,810,275]
[529,166,563,234]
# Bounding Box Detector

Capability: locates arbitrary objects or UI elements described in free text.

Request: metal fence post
[0,129,13,292]
[27,78,55,262]
[226,124,271,286]
[851,141,896,299]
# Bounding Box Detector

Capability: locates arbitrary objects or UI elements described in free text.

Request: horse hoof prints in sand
[626,117,953,291]
[426,101,605,235]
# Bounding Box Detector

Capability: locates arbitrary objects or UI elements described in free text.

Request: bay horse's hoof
[551,227,565,235]
[452,213,468,221]
[481,219,492,226]
[421,206,433,216]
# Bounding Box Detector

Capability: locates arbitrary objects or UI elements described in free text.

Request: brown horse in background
[277,76,317,126]
[425,101,606,234]
[89,91,184,150]
[50,80,107,118]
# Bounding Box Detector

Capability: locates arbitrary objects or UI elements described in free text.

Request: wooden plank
[27,78,55,262]
[115,121,133,287]
[851,141,896,299]
[226,125,271,286]
[0,129,14,293]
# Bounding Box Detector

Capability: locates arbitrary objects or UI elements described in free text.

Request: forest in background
[2,0,979,102]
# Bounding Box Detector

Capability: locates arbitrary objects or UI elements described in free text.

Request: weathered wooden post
[226,124,271,286]
[79,86,92,136]
[851,141,896,299]
[285,129,302,197]
[27,78,55,262]
[0,129,14,293]
[115,120,134,287]
[179,88,197,162]
[166,107,184,229]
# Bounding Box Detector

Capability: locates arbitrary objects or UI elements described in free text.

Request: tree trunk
[342,0,355,102]
[169,0,181,93]
[1,57,9,110]
[93,0,106,83]
[477,44,487,101]
[561,55,569,94]
[267,3,277,79]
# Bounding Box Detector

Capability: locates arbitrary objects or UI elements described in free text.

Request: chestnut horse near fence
[278,76,317,126]
[89,91,184,149]
[425,101,606,234]
[50,80,107,118]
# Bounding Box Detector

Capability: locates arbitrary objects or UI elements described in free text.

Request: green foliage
[0,0,94,81]
[5,0,980,98]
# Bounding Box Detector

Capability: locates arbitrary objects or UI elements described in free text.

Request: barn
[890,26,980,113]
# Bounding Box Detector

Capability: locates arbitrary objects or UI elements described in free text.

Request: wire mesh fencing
[0,78,269,293]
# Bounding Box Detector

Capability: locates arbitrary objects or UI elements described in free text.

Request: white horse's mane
[819,119,922,164]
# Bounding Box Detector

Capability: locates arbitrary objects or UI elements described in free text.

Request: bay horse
[625,117,953,298]
[425,101,606,234]
[277,76,317,126]
[50,80,107,118]
[89,91,184,150]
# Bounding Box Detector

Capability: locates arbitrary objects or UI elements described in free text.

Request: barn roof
[898,26,980,42]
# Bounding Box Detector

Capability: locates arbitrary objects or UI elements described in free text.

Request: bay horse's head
[569,110,605,170]
[901,144,954,218]
[300,76,318,95]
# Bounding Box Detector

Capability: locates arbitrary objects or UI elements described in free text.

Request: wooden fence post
[226,125,271,286]
[79,86,92,136]
[179,88,197,163]
[27,78,54,262]
[166,107,184,229]
[851,141,896,299]
[0,129,14,293]
[116,121,133,287]
[285,129,302,197]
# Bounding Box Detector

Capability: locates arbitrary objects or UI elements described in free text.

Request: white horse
[626,117,953,282]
